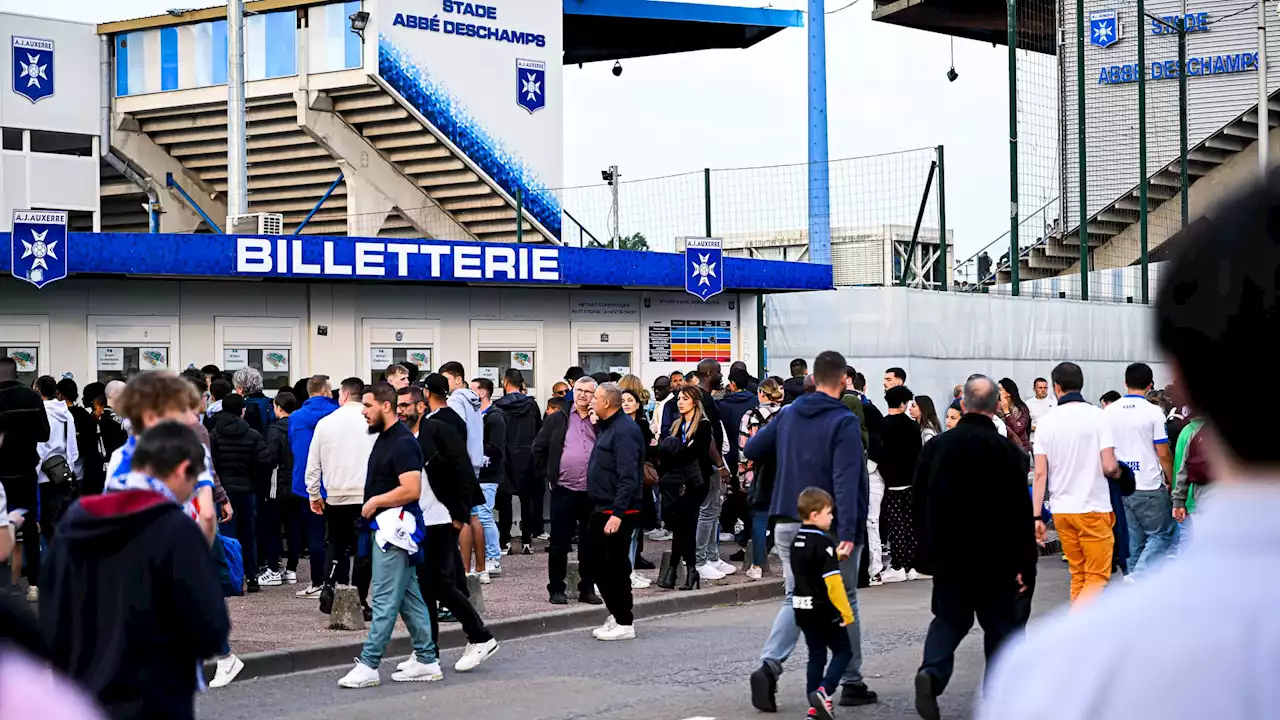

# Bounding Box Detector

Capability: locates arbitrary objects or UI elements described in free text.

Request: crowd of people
[0,176,1258,719]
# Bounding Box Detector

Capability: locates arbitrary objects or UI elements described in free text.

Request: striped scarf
[104,435,215,521]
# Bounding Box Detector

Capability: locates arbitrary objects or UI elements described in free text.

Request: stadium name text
[236,238,561,281]
[392,1,546,47]
[1097,53,1258,85]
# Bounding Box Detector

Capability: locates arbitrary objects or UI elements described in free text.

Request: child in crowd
[790,487,855,720]
[544,395,565,418]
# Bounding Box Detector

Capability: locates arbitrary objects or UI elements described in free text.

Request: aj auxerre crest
[11,210,68,289]
[684,237,724,302]
[516,58,546,114]
[1089,10,1121,49]
[11,35,55,104]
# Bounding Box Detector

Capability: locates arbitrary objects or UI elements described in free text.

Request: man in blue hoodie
[288,375,339,596]
[744,350,876,713]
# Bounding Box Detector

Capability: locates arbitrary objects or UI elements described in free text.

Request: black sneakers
[577,592,604,605]
[549,591,569,605]
[318,585,335,615]
[914,671,940,720]
[839,681,879,707]
[750,662,778,712]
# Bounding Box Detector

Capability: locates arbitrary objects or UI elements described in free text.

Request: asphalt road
[197,557,1069,720]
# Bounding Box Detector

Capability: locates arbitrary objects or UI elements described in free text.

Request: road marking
[680,717,716,720]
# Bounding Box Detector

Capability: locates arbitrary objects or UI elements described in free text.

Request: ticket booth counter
[471,321,543,399]
[215,317,304,393]
[1,315,50,386]
[362,319,440,383]
[90,315,179,383]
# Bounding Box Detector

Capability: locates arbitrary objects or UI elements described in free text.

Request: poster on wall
[609,366,631,376]
[139,347,169,370]
[7,348,38,373]
[263,350,290,372]
[479,366,501,382]
[223,348,248,370]
[647,320,731,363]
[405,349,432,371]
[377,0,563,239]
[510,351,534,370]
[96,347,124,372]
[371,348,393,367]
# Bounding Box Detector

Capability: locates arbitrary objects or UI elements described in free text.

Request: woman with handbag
[621,389,657,588]
[656,386,714,590]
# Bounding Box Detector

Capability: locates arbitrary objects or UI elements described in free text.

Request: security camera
[612,61,623,77]
[946,67,959,83]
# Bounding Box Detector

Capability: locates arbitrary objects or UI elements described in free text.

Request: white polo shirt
[1026,395,1056,430]
[1033,399,1114,514]
[1105,394,1169,492]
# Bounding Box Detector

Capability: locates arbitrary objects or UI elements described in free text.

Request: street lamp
[349,11,370,39]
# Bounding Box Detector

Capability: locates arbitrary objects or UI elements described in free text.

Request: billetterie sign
[235,237,561,282]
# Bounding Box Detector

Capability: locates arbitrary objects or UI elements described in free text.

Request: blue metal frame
[563,0,802,27]
[293,171,344,235]
[165,172,223,233]
[807,0,831,265]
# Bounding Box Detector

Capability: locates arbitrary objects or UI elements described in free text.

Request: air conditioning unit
[226,213,284,236]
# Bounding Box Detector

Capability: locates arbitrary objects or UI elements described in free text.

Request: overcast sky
[2,0,1014,259]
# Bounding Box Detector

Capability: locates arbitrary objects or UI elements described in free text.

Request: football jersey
[1105,395,1169,491]
[790,526,843,627]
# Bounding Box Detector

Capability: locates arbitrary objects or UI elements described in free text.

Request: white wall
[0,13,101,136]
[0,278,752,404]
[766,287,1171,412]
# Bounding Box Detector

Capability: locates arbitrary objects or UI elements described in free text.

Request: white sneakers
[630,571,652,589]
[745,566,764,581]
[713,559,737,576]
[645,528,672,541]
[391,656,443,683]
[719,532,737,542]
[258,569,283,587]
[487,562,503,576]
[281,570,298,584]
[477,571,491,585]
[454,638,499,672]
[879,568,908,583]
[338,660,382,688]
[696,562,726,581]
[25,586,37,603]
[592,615,636,641]
[295,585,322,598]
[210,654,244,688]
[905,569,932,581]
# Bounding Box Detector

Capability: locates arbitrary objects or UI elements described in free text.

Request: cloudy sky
[2,0,1015,259]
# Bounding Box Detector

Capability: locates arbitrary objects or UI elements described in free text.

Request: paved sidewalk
[227,536,767,654]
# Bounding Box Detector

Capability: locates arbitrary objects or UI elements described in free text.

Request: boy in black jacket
[42,421,229,720]
[791,487,856,720]
[209,393,269,591]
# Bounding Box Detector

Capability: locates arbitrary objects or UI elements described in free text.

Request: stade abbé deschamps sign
[1091,9,1259,85]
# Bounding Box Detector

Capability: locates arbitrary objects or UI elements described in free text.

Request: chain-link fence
[557,146,949,288]
[956,0,1275,304]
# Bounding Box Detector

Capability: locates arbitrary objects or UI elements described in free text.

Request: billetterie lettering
[236,238,561,282]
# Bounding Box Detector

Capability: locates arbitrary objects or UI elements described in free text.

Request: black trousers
[419,524,493,645]
[495,488,513,547]
[883,487,919,571]
[519,477,546,543]
[547,486,594,596]
[584,512,636,625]
[661,482,705,569]
[323,503,370,605]
[919,578,1022,695]
[303,501,326,586]
[802,621,853,695]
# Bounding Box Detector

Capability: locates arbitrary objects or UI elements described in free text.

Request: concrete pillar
[342,163,392,237]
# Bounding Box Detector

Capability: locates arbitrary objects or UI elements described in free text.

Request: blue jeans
[1123,488,1176,579]
[695,474,723,566]
[477,483,501,563]
[751,509,769,568]
[359,544,436,669]
[760,522,864,685]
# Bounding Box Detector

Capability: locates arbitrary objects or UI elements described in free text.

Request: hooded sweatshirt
[448,387,485,477]
[288,394,339,499]
[716,390,759,469]
[37,399,79,485]
[41,490,229,719]
[478,404,507,488]
[744,392,868,545]
[782,375,807,406]
[494,391,541,493]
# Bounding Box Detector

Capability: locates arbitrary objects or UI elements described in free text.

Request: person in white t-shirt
[1024,378,1056,440]
[1032,362,1122,605]
[1105,363,1174,580]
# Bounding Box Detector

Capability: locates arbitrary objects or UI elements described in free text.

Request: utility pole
[606,164,620,248]
[227,0,248,224]
[1138,0,1149,304]
[1261,0,1270,176]
[1178,0,1189,230]
[1008,0,1019,294]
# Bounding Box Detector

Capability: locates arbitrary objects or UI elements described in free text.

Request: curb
[205,579,783,681]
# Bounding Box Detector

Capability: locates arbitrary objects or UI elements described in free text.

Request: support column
[341,162,393,237]
[806,0,831,266]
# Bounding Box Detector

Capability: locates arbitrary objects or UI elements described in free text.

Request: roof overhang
[1,233,833,293]
[98,0,803,64]
[871,0,1056,55]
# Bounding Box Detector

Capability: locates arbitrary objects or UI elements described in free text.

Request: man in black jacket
[42,421,229,719]
[782,358,808,406]
[0,357,49,592]
[910,375,1036,720]
[584,382,644,641]
[397,386,500,673]
[494,369,543,553]
[57,378,101,495]
[533,376,601,605]
[209,393,269,591]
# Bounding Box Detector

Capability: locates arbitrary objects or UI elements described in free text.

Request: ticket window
[216,318,304,394]
[1,317,50,387]
[4,347,40,386]
[363,321,440,384]
[572,324,638,379]
[472,322,542,399]
[90,317,179,384]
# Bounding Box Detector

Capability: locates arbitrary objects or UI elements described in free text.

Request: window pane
[29,129,93,157]
[1,128,22,150]
[478,350,535,395]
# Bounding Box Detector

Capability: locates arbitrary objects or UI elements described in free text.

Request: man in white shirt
[980,176,1280,720]
[1105,363,1174,580]
[1031,362,1122,605]
[1024,377,1056,438]
[307,376,377,615]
